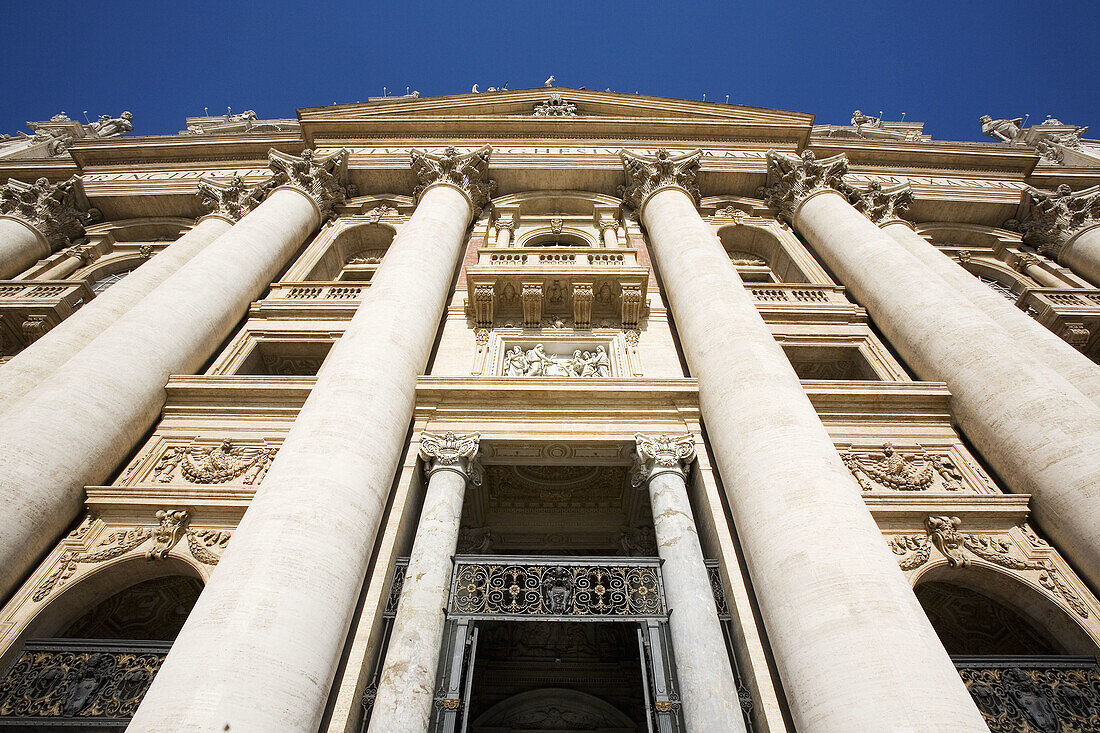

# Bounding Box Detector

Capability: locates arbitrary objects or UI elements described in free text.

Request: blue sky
[2,1,1097,143]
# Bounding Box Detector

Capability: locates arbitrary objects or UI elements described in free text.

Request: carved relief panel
[119,437,281,488]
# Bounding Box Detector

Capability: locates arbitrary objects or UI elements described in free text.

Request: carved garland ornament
[32,511,231,602]
[619,148,702,212]
[267,148,349,219]
[759,150,853,224]
[0,176,99,248]
[1014,184,1100,259]
[889,517,1088,618]
[533,94,578,117]
[196,174,268,222]
[410,145,495,212]
[841,443,966,492]
[151,440,276,485]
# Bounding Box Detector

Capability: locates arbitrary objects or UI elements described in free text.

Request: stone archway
[470,687,636,732]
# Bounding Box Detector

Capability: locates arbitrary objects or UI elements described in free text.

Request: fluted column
[1018,184,1100,287]
[621,149,985,731]
[369,432,482,733]
[0,176,264,413]
[632,433,746,733]
[0,150,345,598]
[130,146,494,732]
[851,180,1100,405]
[764,150,1100,589]
[0,176,95,278]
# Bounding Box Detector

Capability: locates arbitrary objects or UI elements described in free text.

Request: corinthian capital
[619,148,701,211]
[419,431,483,485]
[0,175,98,249]
[1016,184,1100,259]
[196,175,269,222]
[632,433,696,486]
[410,145,495,211]
[849,180,914,225]
[267,148,348,219]
[760,150,853,224]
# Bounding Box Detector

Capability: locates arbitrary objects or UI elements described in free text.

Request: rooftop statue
[980,114,1023,143]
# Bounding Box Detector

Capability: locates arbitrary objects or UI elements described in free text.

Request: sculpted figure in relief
[504,344,610,377]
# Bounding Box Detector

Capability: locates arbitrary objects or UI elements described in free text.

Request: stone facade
[0,89,1098,732]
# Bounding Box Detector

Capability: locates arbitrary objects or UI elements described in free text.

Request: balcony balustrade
[0,280,93,357]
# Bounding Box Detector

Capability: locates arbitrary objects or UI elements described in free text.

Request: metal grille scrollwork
[954,656,1100,732]
[0,639,169,725]
[450,555,665,620]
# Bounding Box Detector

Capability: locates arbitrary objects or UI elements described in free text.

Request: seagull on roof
[471,84,480,93]
[544,75,555,87]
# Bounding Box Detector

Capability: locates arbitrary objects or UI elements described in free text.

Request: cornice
[810,138,1038,178]
[0,159,80,184]
[67,133,304,168]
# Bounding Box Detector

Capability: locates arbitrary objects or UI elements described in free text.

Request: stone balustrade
[478,245,637,268]
[0,279,94,356]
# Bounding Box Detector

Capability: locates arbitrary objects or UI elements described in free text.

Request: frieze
[145,439,278,486]
[840,443,967,492]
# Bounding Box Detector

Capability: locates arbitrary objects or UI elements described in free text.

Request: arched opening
[717,224,810,283]
[0,561,204,728]
[304,222,396,281]
[914,568,1100,731]
[520,232,593,248]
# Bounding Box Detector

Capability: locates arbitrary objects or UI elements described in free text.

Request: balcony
[0,639,169,730]
[744,284,864,324]
[954,655,1100,731]
[1017,287,1100,356]
[0,280,93,357]
[250,280,370,320]
[465,247,648,329]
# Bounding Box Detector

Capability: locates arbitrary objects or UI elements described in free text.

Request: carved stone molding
[850,180,914,225]
[1015,184,1100,259]
[419,431,483,485]
[632,433,696,486]
[151,440,277,486]
[410,145,495,212]
[889,517,1089,618]
[196,174,268,222]
[532,94,578,117]
[0,176,98,249]
[32,513,232,602]
[267,148,348,219]
[760,149,853,224]
[619,148,702,211]
[572,282,593,328]
[841,443,966,492]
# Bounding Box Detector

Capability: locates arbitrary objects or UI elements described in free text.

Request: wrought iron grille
[382,557,408,619]
[954,655,1100,732]
[0,639,169,726]
[705,559,732,620]
[448,555,666,620]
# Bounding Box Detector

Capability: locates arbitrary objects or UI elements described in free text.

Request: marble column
[621,149,985,731]
[1018,184,1100,287]
[0,176,95,279]
[130,147,494,732]
[0,150,345,598]
[1012,252,1066,288]
[633,433,746,733]
[852,181,1100,405]
[0,176,260,413]
[763,150,1100,590]
[368,432,482,733]
[494,213,514,247]
[34,243,95,280]
[600,218,619,247]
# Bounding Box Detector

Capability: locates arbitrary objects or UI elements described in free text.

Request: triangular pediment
[298,88,814,146]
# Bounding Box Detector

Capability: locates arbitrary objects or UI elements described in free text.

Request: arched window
[90,269,135,294]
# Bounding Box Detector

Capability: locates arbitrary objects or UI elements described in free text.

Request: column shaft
[636,435,746,733]
[796,191,1100,588]
[0,216,231,413]
[639,183,985,730]
[369,437,476,733]
[1062,225,1100,287]
[882,221,1100,405]
[130,183,477,732]
[0,217,50,279]
[0,187,319,597]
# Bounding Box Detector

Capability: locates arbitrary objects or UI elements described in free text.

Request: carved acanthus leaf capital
[760,150,853,224]
[267,148,348,219]
[419,431,483,485]
[632,433,696,486]
[196,174,269,222]
[0,175,98,248]
[411,146,495,212]
[619,149,702,212]
[1016,184,1100,259]
[849,180,914,225]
